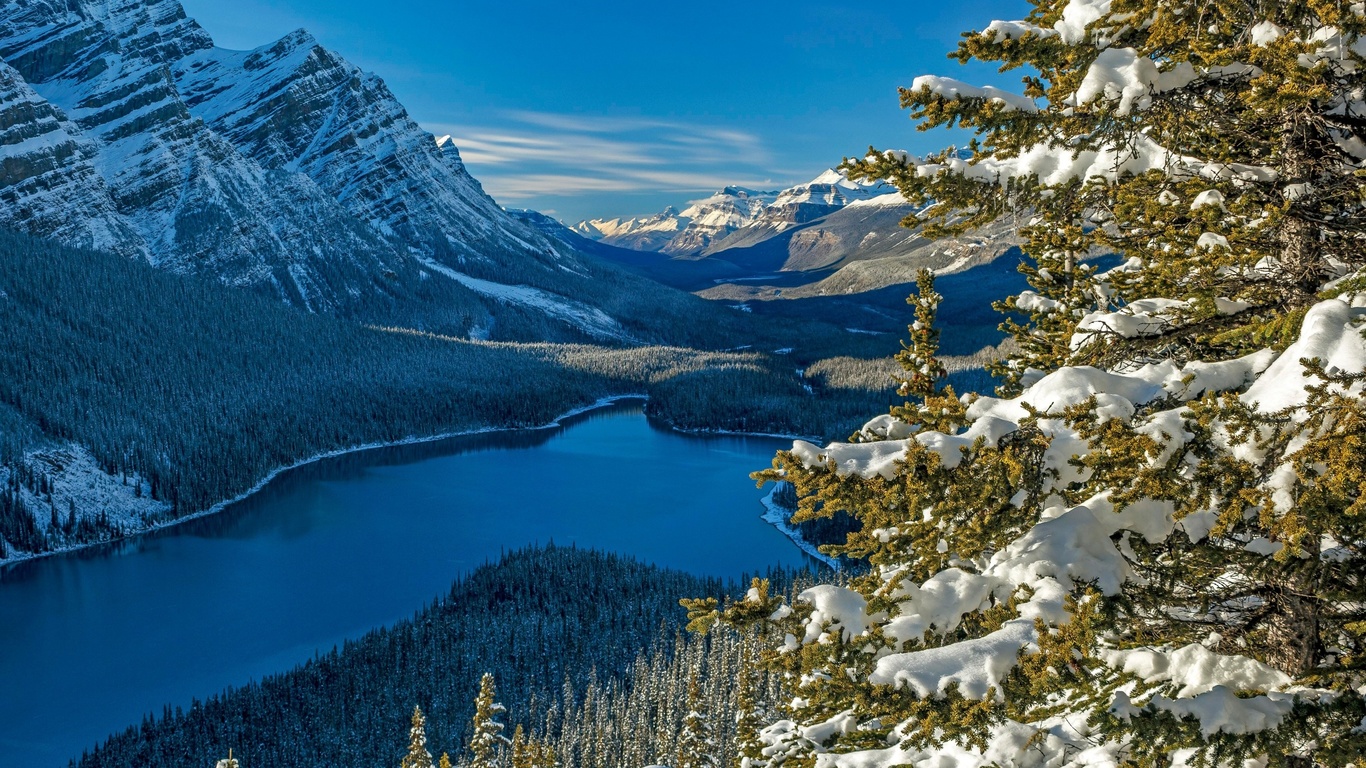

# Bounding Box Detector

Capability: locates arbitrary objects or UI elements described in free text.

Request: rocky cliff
[0,0,665,341]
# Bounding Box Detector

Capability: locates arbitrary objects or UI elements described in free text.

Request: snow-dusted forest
[7,0,1366,765]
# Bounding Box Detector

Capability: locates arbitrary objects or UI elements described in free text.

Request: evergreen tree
[892,270,949,403]
[731,640,766,768]
[689,0,1366,764]
[468,673,510,768]
[508,724,558,768]
[510,725,530,768]
[851,0,1366,386]
[675,671,718,768]
[401,706,434,768]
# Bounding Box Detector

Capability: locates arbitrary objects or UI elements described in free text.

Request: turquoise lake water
[0,402,810,767]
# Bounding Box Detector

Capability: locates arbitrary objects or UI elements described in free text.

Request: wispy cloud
[424,111,807,216]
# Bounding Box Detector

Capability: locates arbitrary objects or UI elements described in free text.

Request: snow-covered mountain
[0,0,665,341]
[572,170,903,260]
[735,168,896,239]
[573,206,689,252]
[670,186,780,254]
[575,186,779,256]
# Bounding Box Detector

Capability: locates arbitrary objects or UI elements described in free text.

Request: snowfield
[414,255,633,342]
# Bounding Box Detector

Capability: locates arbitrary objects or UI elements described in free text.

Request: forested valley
[16,0,1366,760]
[0,227,963,562]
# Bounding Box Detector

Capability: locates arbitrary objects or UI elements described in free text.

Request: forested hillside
[0,228,918,562]
[0,228,602,554]
[73,546,801,768]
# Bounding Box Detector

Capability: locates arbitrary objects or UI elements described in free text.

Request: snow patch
[415,255,631,342]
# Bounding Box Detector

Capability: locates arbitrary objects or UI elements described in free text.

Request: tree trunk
[1264,568,1320,678]
[1279,110,1323,294]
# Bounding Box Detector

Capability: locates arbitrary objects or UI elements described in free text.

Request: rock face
[0,0,640,339]
[0,59,138,253]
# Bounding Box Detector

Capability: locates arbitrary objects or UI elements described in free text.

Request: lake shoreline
[660,422,821,444]
[0,398,819,768]
[1,394,822,571]
[759,485,841,569]
[0,394,644,570]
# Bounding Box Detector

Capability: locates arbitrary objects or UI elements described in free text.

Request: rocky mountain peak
[0,0,664,342]
[571,170,897,256]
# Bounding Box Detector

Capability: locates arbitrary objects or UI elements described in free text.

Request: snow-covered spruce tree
[733,639,768,768]
[509,724,557,768]
[401,707,435,768]
[469,673,511,768]
[677,671,720,768]
[893,270,951,405]
[510,725,531,768]
[687,1,1366,766]
[857,0,1366,388]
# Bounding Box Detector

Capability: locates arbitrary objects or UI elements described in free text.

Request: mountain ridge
[555,167,1020,296]
[0,0,734,343]
[571,170,898,258]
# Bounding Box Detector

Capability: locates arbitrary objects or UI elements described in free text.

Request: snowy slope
[0,59,140,254]
[0,444,172,564]
[0,0,644,340]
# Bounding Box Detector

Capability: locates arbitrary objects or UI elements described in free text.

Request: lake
[0,401,810,767]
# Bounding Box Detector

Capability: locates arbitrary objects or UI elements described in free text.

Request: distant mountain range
[512,167,1025,352]
[0,0,743,344]
[572,170,899,258]
[572,186,781,254]
[531,169,1020,298]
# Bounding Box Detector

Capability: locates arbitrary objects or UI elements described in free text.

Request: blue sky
[180,0,1029,222]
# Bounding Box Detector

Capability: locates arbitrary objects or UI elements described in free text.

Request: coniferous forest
[74,546,805,768]
[10,0,1366,764]
[0,228,915,561]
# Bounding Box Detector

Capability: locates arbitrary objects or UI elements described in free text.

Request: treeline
[643,365,889,440]
[538,344,907,440]
[73,546,801,768]
[805,340,1012,396]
